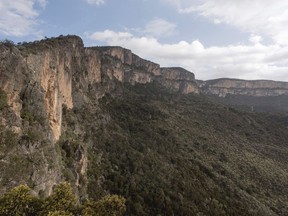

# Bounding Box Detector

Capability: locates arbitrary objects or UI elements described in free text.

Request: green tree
[47,210,74,216]
[42,182,76,215]
[83,194,126,216]
[0,39,14,48]
[0,184,41,216]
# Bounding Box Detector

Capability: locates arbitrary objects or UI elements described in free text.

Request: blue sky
[1,0,288,81]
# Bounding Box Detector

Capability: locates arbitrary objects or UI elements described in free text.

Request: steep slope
[1,36,288,215]
[66,82,288,216]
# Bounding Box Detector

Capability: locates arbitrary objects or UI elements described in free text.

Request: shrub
[0,39,14,48]
[47,210,74,216]
[0,183,126,215]
[84,194,126,216]
[42,182,77,214]
[0,184,41,215]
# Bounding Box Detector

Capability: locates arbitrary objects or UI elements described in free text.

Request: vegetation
[69,82,288,215]
[0,39,15,48]
[17,35,82,54]
[0,184,41,215]
[0,124,18,160]
[83,195,126,216]
[0,89,8,110]
[0,182,126,216]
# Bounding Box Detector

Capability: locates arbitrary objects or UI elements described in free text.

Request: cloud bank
[88,1,288,81]
[171,0,288,46]
[0,0,46,37]
[88,29,288,81]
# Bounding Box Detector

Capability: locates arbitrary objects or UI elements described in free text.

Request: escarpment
[201,78,288,112]
[0,36,200,196]
[202,78,288,97]
[2,35,288,202]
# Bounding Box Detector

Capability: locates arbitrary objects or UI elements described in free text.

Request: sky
[1,0,288,81]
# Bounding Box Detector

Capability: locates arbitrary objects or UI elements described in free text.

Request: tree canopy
[0,183,126,216]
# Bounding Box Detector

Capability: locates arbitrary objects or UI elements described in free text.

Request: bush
[47,210,74,216]
[0,39,14,48]
[0,182,127,215]
[0,184,42,215]
[83,194,126,216]
[42,182,77,214]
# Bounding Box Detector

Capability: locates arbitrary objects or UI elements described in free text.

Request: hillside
[78,82,288,215]
[1,36,288,215]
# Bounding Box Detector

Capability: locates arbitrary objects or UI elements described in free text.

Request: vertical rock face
[160,67,199,94]
[97,46,133,65]
[23,36,84,140]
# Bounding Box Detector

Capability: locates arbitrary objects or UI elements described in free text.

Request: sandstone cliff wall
[3,36,288,140]
[3,36,288,141]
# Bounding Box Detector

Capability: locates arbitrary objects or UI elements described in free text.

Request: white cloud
[165,0,288,45]
[88,29,288,81]
[89,30,133,42]
[0,0,45,37]
[249,35,262,44]
[143,18,177,38]
[85,0,104,5]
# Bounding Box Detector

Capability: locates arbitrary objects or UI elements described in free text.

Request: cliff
[1,35,288,213]
[0,38,195,139]
[200,78,288,112]
[201,78,288,97]
[2,36,286,141]
[0,36,200,197]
